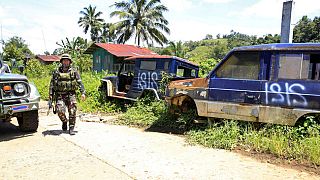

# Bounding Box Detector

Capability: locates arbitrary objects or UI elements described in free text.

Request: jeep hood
[0,73,28,81]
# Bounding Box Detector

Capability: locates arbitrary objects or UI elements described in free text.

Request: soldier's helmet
[60,53,72,63]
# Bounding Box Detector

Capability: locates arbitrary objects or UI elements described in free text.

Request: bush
[187,120,240,149]
[25,59,58,78]
[29,76,51,100]
[118,100,167,127]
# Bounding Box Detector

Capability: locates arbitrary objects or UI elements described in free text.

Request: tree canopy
[110,0,170,46]
[78,5,105,42]
[2,36,32,62]
[293,15,320,43]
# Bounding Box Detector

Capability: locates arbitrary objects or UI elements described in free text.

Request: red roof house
[84,43,157,72]
[36,55,60,65]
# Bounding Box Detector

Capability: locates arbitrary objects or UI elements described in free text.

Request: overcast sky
[0,0,319,54]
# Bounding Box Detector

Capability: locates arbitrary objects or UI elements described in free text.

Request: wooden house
[84,43,157,72]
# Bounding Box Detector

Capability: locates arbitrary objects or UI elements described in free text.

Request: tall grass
[187,120,320,166]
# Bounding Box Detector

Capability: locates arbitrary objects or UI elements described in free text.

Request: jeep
[166,43,320,126]
[0,60,40,132]
[100,55,199,101]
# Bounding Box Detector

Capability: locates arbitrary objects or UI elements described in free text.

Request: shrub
[187,120,240,149]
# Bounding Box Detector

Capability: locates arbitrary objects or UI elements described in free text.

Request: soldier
[49,54,86,135]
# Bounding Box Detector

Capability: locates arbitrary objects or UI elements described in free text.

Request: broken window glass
[216,52,260,80]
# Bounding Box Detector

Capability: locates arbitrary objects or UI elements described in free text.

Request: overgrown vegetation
[117,98,198,133]
[187,117,320,166]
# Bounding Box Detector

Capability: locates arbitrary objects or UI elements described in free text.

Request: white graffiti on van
[265,82,307,107]
[138,72,158,89]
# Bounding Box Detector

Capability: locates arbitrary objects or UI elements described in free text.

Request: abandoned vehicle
[166,43,320,125]
[100,55,199,101]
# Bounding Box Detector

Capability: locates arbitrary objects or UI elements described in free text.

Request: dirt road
[0,102,319,179]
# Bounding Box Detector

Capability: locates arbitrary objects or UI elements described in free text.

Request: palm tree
[78,5,104,42]
[98,23,117,43]
[110,0,170,46]
[56,37,89,56]
[168,41,186,58]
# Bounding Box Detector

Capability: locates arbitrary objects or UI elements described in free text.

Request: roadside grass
[76,72,124,114]
[119,100,320,166]
[117,99,198,133]
[187,120,320,166]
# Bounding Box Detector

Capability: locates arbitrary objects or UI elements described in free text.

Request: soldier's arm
[75,71,86,95]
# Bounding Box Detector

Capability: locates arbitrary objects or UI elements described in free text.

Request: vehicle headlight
[14,83,26,94]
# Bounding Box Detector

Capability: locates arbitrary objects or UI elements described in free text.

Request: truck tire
[18,110,39,132]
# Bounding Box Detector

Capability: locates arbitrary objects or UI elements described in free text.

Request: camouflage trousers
[55,93,77,126]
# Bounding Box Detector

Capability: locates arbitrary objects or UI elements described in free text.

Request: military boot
[69,125,75,135]
[62,122,67,131]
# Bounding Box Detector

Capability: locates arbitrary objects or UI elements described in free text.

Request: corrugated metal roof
[84,43,157,57]
[36,55,60,62]
[125,55,199,67]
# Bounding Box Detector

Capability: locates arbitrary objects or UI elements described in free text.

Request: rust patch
[168,78,208,90]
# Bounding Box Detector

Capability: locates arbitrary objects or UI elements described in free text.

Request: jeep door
[207,51,263,121]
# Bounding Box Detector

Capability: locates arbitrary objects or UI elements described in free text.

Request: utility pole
[280,0,294,43]
[41,29,48,53]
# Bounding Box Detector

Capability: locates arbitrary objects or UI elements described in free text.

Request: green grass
[187,120,320,166]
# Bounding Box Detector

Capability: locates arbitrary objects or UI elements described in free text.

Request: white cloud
[234,0,320,20]
[203,0,234,3]
[162,0,193,12]
[168,19,231,41]
[291,0,320,22]
[232,0,283,18]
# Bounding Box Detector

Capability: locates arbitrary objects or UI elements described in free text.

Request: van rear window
[277,53,320,80]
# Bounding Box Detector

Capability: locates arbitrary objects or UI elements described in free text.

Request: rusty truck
[166,43,320,125]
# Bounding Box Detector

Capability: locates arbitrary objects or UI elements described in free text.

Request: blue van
[100,55,199,101]
[166,43,320,125]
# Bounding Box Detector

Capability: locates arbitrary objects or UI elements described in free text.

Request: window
[95,56,101,64]
[278,53,309,79]
[140,61,156,70]
[176,66,196,77]
[164,61,169,71]
[216,52,260,80]
[308,54,320,80]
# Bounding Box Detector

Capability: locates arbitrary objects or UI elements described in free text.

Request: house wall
[92,48,136,73]
[92,49,116,72]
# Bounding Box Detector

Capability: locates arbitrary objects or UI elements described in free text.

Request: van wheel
[99,83,108,100]
[294,114,320,137]
[17,110,39,132]
[178,99,198,129]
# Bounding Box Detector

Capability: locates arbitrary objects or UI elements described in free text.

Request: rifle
[47,100,53,116]
[47,92,57,115]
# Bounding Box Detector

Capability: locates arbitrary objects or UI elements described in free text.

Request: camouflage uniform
[49,55,85,133]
